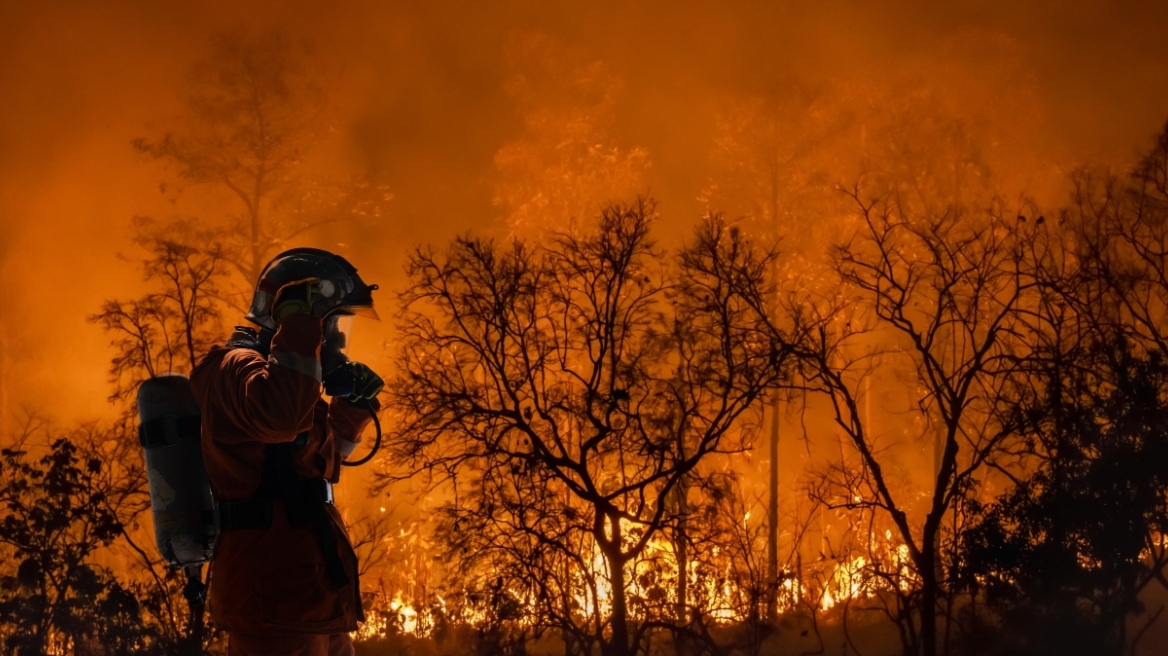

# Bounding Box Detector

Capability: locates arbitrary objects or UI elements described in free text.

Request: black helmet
[245,248,379,331]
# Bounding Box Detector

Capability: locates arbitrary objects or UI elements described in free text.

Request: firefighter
[190,248,383,656]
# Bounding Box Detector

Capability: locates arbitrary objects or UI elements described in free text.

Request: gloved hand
[323,361,384,403]
[272,278,322,323]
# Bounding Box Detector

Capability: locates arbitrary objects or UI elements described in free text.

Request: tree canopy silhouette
[385,199,810,656]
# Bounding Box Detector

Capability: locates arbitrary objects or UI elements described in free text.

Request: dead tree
[800,188,1039,656]
[91,222,226,404]
[385,199,807,656]
[133,30,388,302]
[948,120,1168,656]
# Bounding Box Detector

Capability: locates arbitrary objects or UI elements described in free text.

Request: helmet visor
[339,303,380,321]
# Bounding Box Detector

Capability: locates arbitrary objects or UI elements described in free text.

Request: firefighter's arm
[324,360,384,461]
[215,313,325,443]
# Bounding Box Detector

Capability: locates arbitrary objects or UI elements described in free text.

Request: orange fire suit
[190,314,373,653]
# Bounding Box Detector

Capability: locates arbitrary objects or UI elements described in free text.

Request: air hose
[340,399,381,467]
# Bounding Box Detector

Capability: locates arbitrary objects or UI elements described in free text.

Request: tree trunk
[562,563,576,656]
[0,325,9,435]
[766,145,782,621]
[250,202,264,287]
[676,479,689,623]
[604,516,632,656]
[920,535,937,656]
[766,394,780,622]
[675,395,691,645]
[675,477,689,656]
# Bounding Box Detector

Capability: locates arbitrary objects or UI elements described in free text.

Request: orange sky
[1,0,1167,427]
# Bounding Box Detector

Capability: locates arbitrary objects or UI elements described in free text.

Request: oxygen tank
[137,374,218,567]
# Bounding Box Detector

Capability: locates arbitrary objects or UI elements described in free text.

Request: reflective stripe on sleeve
[270,350,323,381]
[336,436,359,458]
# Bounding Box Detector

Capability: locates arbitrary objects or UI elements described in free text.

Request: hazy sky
[1,0,1167,424]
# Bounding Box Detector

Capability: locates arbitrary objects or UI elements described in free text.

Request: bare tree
[948,120,1168,656]
[493,34,649,238]
[800,188,1039,656]
[1067,120,1168,353]
[90,218,227,403]
[703,87,846,623]
[385,199,806,656]
[133,29,389,299]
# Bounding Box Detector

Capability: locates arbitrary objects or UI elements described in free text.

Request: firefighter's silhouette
[191,248,383,656]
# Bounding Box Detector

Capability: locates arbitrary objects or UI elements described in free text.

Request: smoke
[0,0,1166,422]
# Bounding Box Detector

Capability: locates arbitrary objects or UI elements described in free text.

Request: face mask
[321,314,354,379]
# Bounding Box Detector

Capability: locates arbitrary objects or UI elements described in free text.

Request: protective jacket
[190,314,373,635]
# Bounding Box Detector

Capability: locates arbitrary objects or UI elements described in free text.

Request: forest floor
[353,608,905,656]
[351,589,1168,656]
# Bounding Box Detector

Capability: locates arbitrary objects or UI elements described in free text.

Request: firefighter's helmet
[244,248,379,331]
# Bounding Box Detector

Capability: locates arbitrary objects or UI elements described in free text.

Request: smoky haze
[1,0,1167,425]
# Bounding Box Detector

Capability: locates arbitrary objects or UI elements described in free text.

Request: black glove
[323,361,384,403]
[272,278,323,323]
